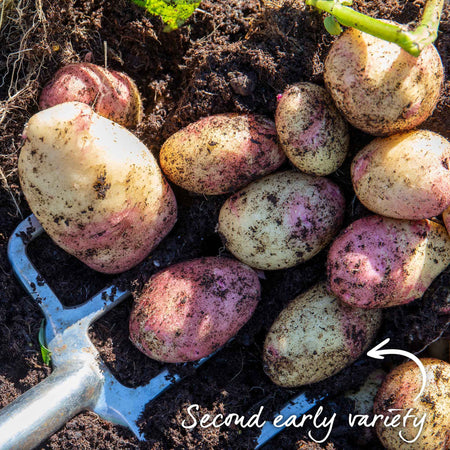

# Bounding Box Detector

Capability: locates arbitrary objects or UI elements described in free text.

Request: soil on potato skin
[0,0,449,449]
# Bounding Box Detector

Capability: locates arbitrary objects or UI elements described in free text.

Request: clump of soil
[0,0,449,449]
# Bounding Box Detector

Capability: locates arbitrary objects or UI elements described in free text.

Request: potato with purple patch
[129,257,260,363]
[327,215,450,309]
[159,113,286,195]
[275,82,349,176]
[217,171,345,270]
[19,102,177,274]
[374,358,450,449]
[352,130,450,220]
[263,283,382,387]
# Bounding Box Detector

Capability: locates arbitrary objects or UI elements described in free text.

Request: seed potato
[159,113,286,195]
[327,215,450,309]
[19,102,177,274]
[351,130,450,220]
[217,171,345,270]
[263,283,382,387]
[275,82,349,176]
[129,257,261,363]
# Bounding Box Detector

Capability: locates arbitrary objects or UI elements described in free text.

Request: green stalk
[305,0,444,57]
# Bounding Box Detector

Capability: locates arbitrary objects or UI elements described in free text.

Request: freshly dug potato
[19,102,177,274]
[217,171,345,270]
[159,113,286,195]
[443,207,450,235]
[324,27,443,136]
[129,257,260,363]
[275,82,349,176]
[352,130,450,220]
[374,358,450,449]
[39,62,142,127]
[263,283,382,387]
[327,215,450,309]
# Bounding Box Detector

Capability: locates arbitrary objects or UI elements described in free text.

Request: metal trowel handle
[0,362,102,450]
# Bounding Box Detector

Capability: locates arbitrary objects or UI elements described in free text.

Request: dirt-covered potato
[275,82,349,175]
[39,62,142,127]
[352,130,450,220]
[374,358,450,449]
[129,257,260,363]
[263,283,382,387]
[324,27,443,136]
[19,102,177,274]
[443,207,450,235]
[159,113,286,195]
[217,171,345,270]
[327,215,450,309]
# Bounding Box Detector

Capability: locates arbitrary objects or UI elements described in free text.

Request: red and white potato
[351,130,450,220]
[275,82,349,176]
[39,62,142,127]
[263,282,382,387]
[159,113,286,195]
[327,215,450,309]
[324,27,443,136]
[217,171,345,270]
[129,257,261,363]
[374,358,450,449]
[19,102,177,274]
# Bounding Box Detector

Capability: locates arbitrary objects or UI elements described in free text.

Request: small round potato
[159,113,286,195]
[217,171,345,270]
[324,28,443,136]
[327,215,450,309]
[374,358,450,449]
[351,130,450,220]
[275,82,349,176]
[263,283,382,387]
[129,257,260,363]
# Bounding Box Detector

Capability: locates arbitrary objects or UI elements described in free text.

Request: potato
[129,257,260,363]
[263,283,382,387]
[275,82,349,176]
[159,113,286,195]
[217,171,345,270]
[327,215,450,309]
[324,27,443,136]
[443,207,450,235]
[374,358,450,449]
[352,130,450,220]
[19,102,177,274]
[39,62,142,127]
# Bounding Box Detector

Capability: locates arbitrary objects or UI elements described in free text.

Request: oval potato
[159,113,286,195]
[263,283,382,387]
[351,130,450,220]
[217,171,345,270]
[129,257,261,363]
[19,102,177,274]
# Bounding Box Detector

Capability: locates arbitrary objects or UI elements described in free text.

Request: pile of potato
[17,26,450,448]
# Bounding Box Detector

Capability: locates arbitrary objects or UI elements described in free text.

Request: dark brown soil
[0,0,449,449]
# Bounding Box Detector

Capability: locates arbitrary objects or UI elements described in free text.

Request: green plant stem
[305,0,444,56]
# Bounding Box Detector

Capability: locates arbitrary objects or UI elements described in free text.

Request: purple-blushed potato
[129,257,260,363]
[19,102,177,274]
[159,113,286,195]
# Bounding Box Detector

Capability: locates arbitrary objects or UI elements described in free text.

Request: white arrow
[367,338,427,402]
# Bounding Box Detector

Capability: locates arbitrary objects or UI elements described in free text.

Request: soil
[0,0,449,449]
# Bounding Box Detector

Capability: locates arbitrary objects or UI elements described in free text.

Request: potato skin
[159,113,286,195]
[324,28,443,136]
[443,207,450,236]
[19,102,177,274]
[275,82,349,176]
[327,215,450,309]
[263,283,382,387]
[39,62,142,127]
[217,171,345,270]
[129,257,261,363]
[351,130,450,220]
[374,358,450,449]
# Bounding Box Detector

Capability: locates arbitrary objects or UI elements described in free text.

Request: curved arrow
[367,338,427,401]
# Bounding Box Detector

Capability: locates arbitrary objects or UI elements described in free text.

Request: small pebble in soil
[227,71,256,96]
